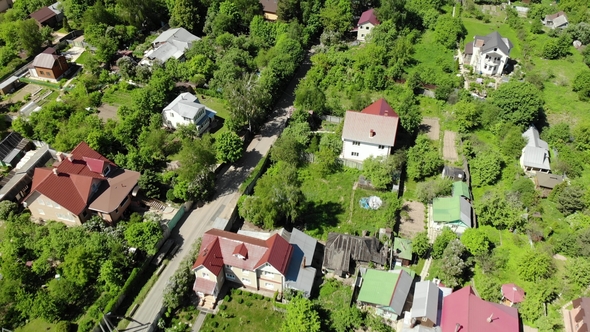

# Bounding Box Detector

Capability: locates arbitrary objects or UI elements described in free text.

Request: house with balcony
[23,142,140,225]
[464,31,513,76]
[162,92,216,134]
[341,98,399,162]
[564,297,590,332]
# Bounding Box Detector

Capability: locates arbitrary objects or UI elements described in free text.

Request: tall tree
[170,0,200,33]
[216,131,244,163]
[319,0,352,34]
[439,239,468,288]
[17,19,43,55]
[362,152,406,190]
[406,135,443,180]
[281,295,321,332]
[489,81,544,128]
[224,73,271,132]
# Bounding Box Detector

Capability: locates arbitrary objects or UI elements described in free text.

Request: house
[0,145,53,202]
[0,0,12,13]
[393,237,412,266]
[432,196,473,235]
[441,166,465,181]
[192,228,295,301]
[520,125,551,173]
[464,31,513,76]
[543,11,568,29]
[162,92,216,133]
[23,142,140,225]
[29,2,62,28]
[259,0,278,21]
[284,228,318,298]
[141,28,200,65]
[563,297,590,332]
[30,48,70,81]
[0,76,21,95]
[501,283,525,307]
[323,232,388,277]
[341,98,399,162]
[357,268,413,320]
[409,281,441,329]
[354,9,380,42]
[452,181,471,201]
[534,172,564,197]
[440,286,520,332]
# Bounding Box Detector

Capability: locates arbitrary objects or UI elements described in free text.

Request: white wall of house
[470,49,509,76]
[342,139,391,162]
[357,22,375,41]
[162,107,207,130]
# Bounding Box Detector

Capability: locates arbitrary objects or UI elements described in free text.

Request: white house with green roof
[357,269,413,321]
[432,196,472,235]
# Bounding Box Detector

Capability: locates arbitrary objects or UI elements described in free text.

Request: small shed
[442,166,465,181]
[0,76,20,95]
[534,173,565,197]
[452,181,471,200]
[393,237,412,266]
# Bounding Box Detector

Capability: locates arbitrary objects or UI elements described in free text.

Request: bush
[223,295,231,302]
[235,289,242,295]
[219,304,227,310]
[211,321,219,328]
[237,298,244,304]
[245,301,253,307]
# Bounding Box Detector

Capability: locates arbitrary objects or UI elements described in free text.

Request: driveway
[125,53,312,332]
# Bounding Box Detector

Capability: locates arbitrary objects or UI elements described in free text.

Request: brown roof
[88,168,140,213]
[323,233,387,275]
[32,53,60,69]
[546,11,566,21]
[29,6,56,23]
[259,0,277,14]
[342,110,399,146]
[465,41,474,55]
[534,173,564,189]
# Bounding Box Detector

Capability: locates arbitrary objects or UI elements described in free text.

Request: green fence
[167,205,186,230]
[19,77,61,89]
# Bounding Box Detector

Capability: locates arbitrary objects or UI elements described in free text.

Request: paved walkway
[124,53,312,332]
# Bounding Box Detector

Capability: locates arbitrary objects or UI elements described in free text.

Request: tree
[566,257,590,289]
[271,133,305,166]
[517,249,554,282]
[407,135,443,181]
[432,228,457,259]
[568,22,590,45]
[169,0,199,33]
[0,201,18,221]
[439,239,468,288]
[434,16,467,49]
[278,0,301,22]
[396,91,422,135]
[498,124,527,159]
[216,131,243,163]
[454,100,480,133]
[555,184,586,216]
[460,228,491,256]
[475,274,502,302]
[224,73,272,132]
[573,70,590,101]
[124,217,163,255]
[17,19,43,55]
[489,81,544,128]
[319,0,352,34]
[412,231,430,258]
[530,19,543,34]
[139,170,161,199]
[177,135,217,183]
[281,295,321,332]
[470,152,503,187]
[542,34,572,59]
[117,56,136,80]
[362,152,406,190]
[315,146,340,177]
[542,122,571,146]
[61,245,100,287]
[295,84,327,114]
[476,190,522,230]
[415,178,452,204]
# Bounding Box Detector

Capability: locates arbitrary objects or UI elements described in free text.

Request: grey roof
[535,172,564,189]
[521,126,551,170]
[550,15,568,28]
[0,76,19,90]
[0,146,52,201]
[323,233,387,275]
[285,229,317,297]
[474,31,513,56]
[0,132,26,160]
[2,148,22,165]
[163,93,206,119]
[389,269,413,314]
[464,41,473,55]
[459,196,472,228]
[32,53,58,69]
[544,12,568,28]
[342,111,399,146]
[411,281,440,323]
[148,28,200,63]
[153,27,200,45]
[442,166,465,180]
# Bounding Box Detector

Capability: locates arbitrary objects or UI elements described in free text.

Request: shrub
[235,289,242,295]
[245,301,253,307]
[219,304,227,310]
[223,295,231,302]
[211,321,219,328]
[237,298,244,304]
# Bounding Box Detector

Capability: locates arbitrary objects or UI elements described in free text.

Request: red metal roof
[232,243,248,258]
[193,277,217,295]
[358,9,380,26]
[361,98,399,118]
[257,233,293,275]
[193,237,224,275]
[83,157,105,174]
[441,286,520,332]
[57,142,114,178]
[501,283,525,304]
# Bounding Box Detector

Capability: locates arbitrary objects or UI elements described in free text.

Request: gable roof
[32,53,60,69]
[432,196,472,228]
[153,27,200,45]
[148,28,200,63]
[411,281,440,323]
[361,98,399,117]
[393,237,412,261]
[29,6,56,23]
[473,31,513,56]
[358,8,380,26]
[501,283,525,304]
[87,168,140,213]
[441,286,520,332]
[47,2,62,15]
[452,181,470,199]
[163,93,206,119]
[323,233,386,274]
[357,269,412,314]
[342,110,399,146]
[545,11,568,27]
[259,0,277,14]
[521,126,550,170]
[285,228,317,297]
[535,172,564,189]
[192,228,293,276]
[0,132,26,160]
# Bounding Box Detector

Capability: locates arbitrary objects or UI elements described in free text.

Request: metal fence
[320,115,343,123]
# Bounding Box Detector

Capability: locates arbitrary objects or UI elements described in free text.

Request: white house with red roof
[501,283,525,307]
[23,142,140,225]
[192,228,299,301]
[354,8,380,41]
[341,98,399,162]
[440,286,520,332]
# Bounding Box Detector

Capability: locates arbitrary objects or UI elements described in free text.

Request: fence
[305,153,363,170]
[321,115,343,123]
[19,77,61,89]
[166,205,186,230]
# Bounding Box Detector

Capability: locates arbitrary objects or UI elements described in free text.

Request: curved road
[124,54,312,332]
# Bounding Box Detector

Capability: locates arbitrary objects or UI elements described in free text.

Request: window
[378,145,385,149]
[120,195,129,207]
[202,272,210,279]
[225,264,232,269]
[39,70,44,75]
[484,65,488,70]
[263,271,273,276]
[225,273,235,280]
[361,34,364,37]
[54,203,61,209]
[82,210,88,217]
[242,269,250,275]
[38,209,45,215]
[265,282,274,289]
[241,277,251,284]
[351,152,359,157]
[38,198,45,205]
[46,201,53,208]
[169,112,174,118]
[352,141,360,146]
[57,213,75,222]
[103,165,111,176]
[494,48,497,51]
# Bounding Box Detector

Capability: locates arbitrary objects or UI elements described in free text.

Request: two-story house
[140,28,200,66]
[354,9,380,41]
[464,31,513,76]
[30,48,70,82]
[564,297,590,332]
[192,229,295,300]
[23,142,140,225]
[341,98,399,162]
[162,92,216,134]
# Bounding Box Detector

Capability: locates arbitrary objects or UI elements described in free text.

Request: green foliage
[555,184,587,216]
[396,90,423,135]
[439,239,468,288]
[224,73,272,132]
[432,228,457,259]
[542,122,571,146]
[566,257,590,289]
[454,100,480,133]
[415,177,452,204]
[139,170,162,199]
[163,239,202,311]
[271,133,305,166]
[281,295,321,332]
[319,0,352,34]
[406,135,443,181]
[476,189,523,230]
[497,124,527,160]
[216,131,244,163]
[470,152,503,187]
[517,249,554,282]
[362,152,406,190]
[295,83,327,114]
[541,33,572,60]
[489,81,544,128]
[169,0,200,33]
[17,19,43,55]
[412,231,430,258]
[573,70,590,101]
[0,200,18,221]
[475,274,501,302]
[434,16,467,49]
[124,216,163,255]
[460,228,491,256]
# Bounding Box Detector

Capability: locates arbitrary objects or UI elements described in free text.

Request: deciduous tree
[517,249,554,282]
[362,152,406,190]
[439,239,468,288]
[460,228,491,256]
[124,217,163,255]
[281,295,321,332]
[406,135,443,181]
[489,81,544,128]
[470,151,502,187]
[216,131,243,163]
[412,231,430,258]
[432,228,457,259]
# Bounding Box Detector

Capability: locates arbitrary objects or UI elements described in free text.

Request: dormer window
[232,243,248,260]
[103,165,111,176]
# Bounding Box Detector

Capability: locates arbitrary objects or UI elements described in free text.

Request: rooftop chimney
[67,154,73,162]
[56,152,63,162]
[455,323,462,332]
[370,129,375,137]
[487,313,494,323]
[52,168,58,175]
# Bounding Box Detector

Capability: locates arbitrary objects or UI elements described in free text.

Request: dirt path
[421,117,440,140]
[398,201,426,239]
[443,130,458,162]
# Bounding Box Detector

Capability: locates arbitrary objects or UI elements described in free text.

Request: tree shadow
[297,201,344,238]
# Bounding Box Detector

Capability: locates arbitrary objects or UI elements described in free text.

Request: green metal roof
[394,265,416,279]
[393,237,413,261]
[452,181,470,199]
[432,196,461,222]
[357,269,400,306]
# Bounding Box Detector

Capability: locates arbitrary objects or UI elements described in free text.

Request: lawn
[199,96,231,138]
[101,88,135,108]
[74,50,92,66]
[202,289,283,332]
[15,318,60,332]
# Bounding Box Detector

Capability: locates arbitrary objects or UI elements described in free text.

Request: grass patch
[202,290,282,332]
[101,88,135,108]
[74,51,92,65]
[38,90,59,106]
[15,318,59,332]
[199,96,231,138]
[411,258,426,275]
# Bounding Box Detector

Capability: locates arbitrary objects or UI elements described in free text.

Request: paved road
[124,54,312,332]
